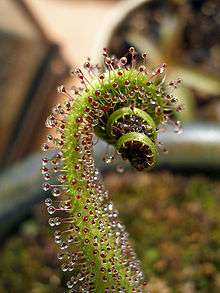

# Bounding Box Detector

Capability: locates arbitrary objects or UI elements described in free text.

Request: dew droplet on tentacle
[45,198,52,206]
[119,57,127,67]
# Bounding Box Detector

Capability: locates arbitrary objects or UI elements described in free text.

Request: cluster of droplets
[42,47,182,292]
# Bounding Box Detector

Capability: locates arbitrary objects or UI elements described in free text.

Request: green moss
[1,173,220,292]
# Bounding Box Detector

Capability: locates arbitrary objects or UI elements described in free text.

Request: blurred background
[0,0,220,292]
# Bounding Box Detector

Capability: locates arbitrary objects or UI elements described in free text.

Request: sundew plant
[41,47,182,292]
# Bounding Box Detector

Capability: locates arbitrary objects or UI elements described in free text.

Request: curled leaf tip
[42,47,182,292]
